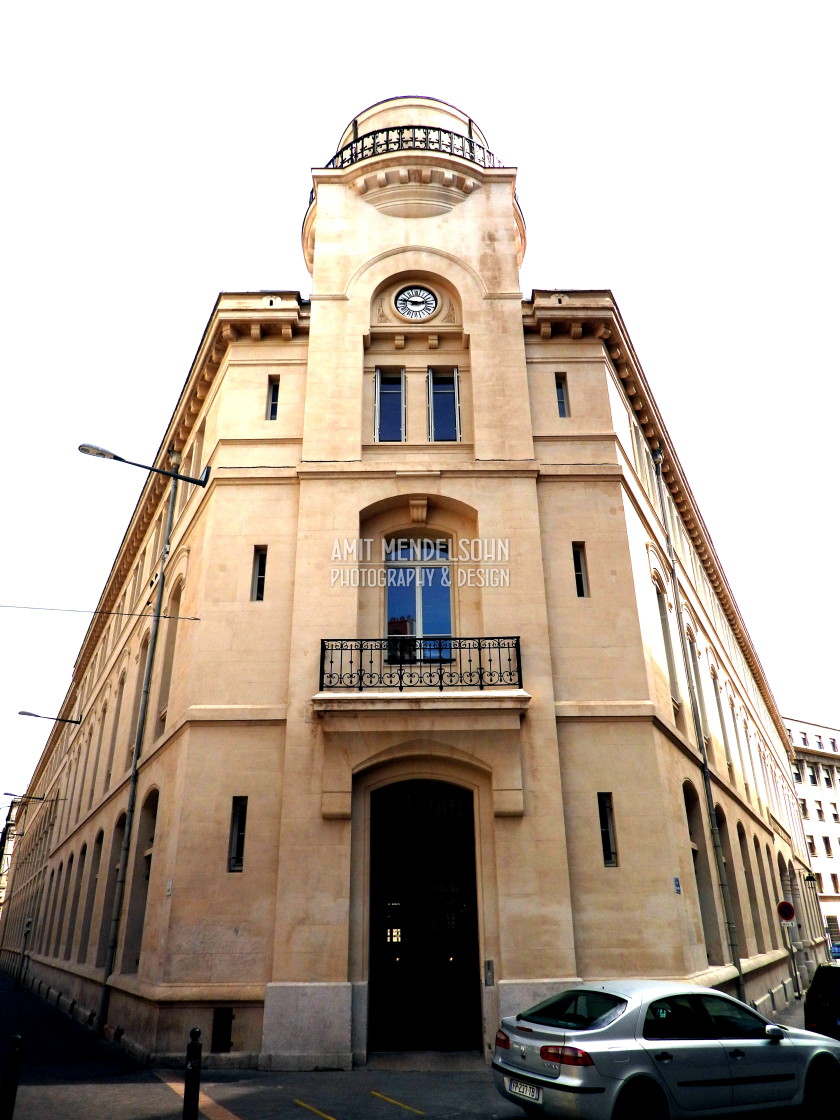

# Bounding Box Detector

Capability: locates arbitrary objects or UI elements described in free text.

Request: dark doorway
[368,779,481,1051]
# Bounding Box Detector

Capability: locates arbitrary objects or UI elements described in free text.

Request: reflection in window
[385,538,452,661]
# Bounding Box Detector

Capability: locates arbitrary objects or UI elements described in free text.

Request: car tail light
[539,1045,594,1066]
[495,1030,511,1049]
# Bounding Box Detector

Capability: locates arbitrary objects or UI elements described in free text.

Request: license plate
[508,1078,541,1102]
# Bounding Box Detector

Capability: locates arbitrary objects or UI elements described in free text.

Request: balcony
[319,636,522,692]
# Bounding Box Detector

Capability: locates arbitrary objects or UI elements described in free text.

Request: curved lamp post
[80,443,209,1032]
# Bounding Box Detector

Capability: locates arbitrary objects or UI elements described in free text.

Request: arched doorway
[368,779,481,1051]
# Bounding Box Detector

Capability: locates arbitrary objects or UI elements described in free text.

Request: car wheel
[802,1056,840,1114]
[611,1078,669,1120]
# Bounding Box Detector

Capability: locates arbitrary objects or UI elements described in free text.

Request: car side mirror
[765,1024,785,1041]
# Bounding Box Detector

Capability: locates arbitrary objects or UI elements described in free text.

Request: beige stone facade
[0,97,824,1067]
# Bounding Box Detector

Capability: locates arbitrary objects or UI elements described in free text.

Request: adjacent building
[0,97,825,1068]
[786,716,840,948]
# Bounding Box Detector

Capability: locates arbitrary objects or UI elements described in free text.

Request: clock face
[395,286,438,320]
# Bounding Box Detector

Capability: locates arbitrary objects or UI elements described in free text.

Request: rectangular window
[555,373,569,417]
[799,799,808,818]
[824,836,833,857]
[597,792,618,866]
[251,547,267,601]
[228,796,248,872]
[832,874,840,894]
[832,803,839,823]
[375,368,405,442]
[831,739,838,752]
[427,367,460,441]
[817,801,825,820]
[266,377,280,420]
[817,873,825,892]
[656,586,680,707]
[801,732,809,746]
[816,735,824,749]
[807,835,817,855]
[808,764,818,786]
[572,543,589,598]
[826,768,835,788]
[792,761,802,783]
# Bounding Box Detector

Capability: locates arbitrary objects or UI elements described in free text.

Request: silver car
[492,979,840,1118]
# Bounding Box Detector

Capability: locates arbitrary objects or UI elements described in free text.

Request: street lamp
[80,443,209,1032]
[19,711,81,725]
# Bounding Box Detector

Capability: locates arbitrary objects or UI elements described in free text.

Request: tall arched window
[155,582,182,739]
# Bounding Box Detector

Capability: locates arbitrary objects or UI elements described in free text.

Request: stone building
[0,97,824,1067]
[785,715,840,949]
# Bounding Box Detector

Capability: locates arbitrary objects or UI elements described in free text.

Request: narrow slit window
[597,792,618,866]
[266,377,280,420]
[251,547,267,601]
[572,543,589,597]
[375,368,405,442]
[555,373,569,417]
[228,796,248,872]
[428,367,460,441]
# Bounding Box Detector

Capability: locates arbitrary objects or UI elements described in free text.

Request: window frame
[374,367,406,442]
[251,546,268,602]
[555,373,569,418]
[228,796,248,873]
[266,376,280,420]
[427,366,461,442]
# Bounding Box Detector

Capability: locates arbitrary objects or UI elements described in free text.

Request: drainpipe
[652,448,745,1003]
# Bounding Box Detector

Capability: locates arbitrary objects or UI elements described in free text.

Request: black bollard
[0,1035,22,1120]
[182,1027,202,1120]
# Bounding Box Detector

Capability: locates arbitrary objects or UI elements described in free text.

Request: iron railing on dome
[319,636,522,692]
[308,126,505,205]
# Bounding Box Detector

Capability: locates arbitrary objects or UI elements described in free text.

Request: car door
[698,994,800,1108]
[639,995,732,1111]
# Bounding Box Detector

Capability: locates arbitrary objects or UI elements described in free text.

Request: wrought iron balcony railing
[319,637,522,692]
[308,126,505,205]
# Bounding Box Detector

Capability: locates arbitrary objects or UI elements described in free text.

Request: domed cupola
[302,96,525,274]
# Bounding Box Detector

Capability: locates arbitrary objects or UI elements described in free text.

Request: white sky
[2,3,838,808]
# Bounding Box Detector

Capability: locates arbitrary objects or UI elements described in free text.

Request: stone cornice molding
[523,288,788,749]
[60,293,310,742]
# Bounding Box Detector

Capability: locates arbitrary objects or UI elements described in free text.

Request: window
[572,543,589,598]
[801,732,809,746]
[816,873,825,892]
[266,377,280,420]
[825,767,835,788]
[832,803,839,823]
[832,874,839,894]
[655,585,680,707]
[251,547,267,601]
[385,537,451,660]
[816,735,824,749]
[597,792,618,866]
[807,835,817,856]
[816,801,825,821]
[555,373,569,417]
[792,762,802,783]
[808,764,818,786]
[228,796,248,872]
[831,739,838,753]
[427,367,460,441]
[799,799,809,818]
[824,836,833,858]
[375,367,405,442]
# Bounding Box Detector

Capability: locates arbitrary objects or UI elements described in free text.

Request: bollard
[182,1027,202,1120]
[0,1035,22,1120]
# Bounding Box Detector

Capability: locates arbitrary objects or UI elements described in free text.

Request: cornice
[63,293,311,724]
[523,288,789,751]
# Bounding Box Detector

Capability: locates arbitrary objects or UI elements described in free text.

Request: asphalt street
[0,972,817,1120]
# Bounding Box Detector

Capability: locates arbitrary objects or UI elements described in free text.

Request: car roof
[562,979,739,1002]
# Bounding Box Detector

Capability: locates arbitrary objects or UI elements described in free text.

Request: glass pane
[378,376,403,441]
[431,374,457,441]
[387,569,417,635]
[421,567,451,637]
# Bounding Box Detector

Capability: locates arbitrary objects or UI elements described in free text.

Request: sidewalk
[0,973,180,1120]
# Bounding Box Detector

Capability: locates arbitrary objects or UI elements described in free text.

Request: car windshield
[518,989,627,1030]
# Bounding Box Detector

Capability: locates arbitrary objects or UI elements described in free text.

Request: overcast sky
[2,3,838,808]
